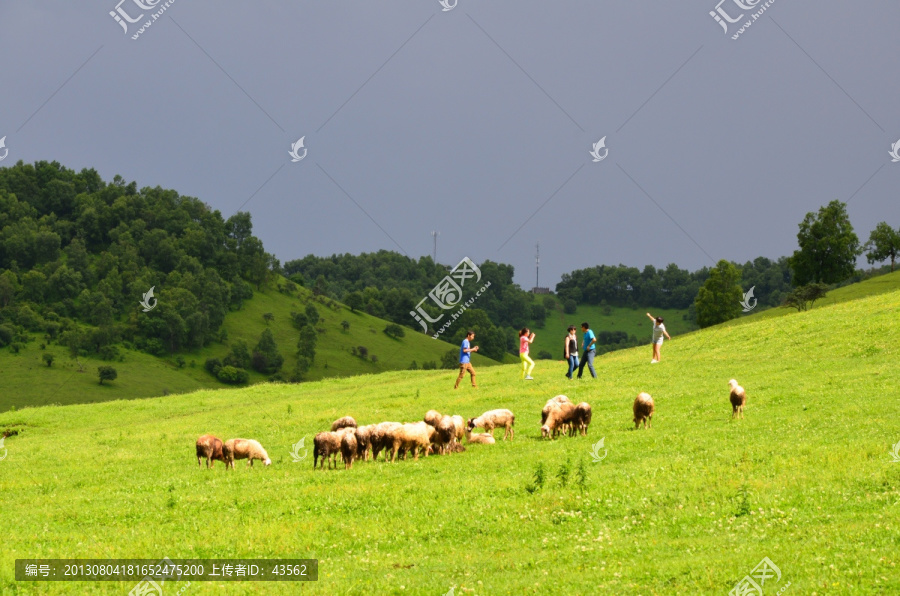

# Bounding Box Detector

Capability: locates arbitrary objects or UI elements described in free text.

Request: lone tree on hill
[695,260,743,328]
[98,366,117,385]
[864,222,900,272]
[789,200,861,285]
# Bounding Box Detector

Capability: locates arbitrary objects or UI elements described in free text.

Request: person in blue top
[454,330,479,389]
[577,322,597,379]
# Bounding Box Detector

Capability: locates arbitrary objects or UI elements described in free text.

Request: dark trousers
[577,349,596,378]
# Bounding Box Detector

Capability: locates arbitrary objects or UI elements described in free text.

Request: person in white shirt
[646,312,671,363]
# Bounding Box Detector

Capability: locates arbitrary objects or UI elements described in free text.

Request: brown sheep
[572,402,592,436]
[331,416,358,431]
[541,401,575,439]
[370,422,402,461]
[467,409,515,440]
[433,415,457,455]
[341,430,358,469]
[314,429,351,470]
[354,425,373,460]
[633,392,654,429]
[424,409,443,428]
[195,434,226,469]
[729,379,747,419]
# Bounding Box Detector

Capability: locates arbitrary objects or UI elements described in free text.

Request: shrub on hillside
[216,365,248,384]
[383,323,405,339]
[205,358,223,376]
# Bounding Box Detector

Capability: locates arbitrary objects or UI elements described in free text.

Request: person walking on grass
[646,312,671,363]
[454,330,479,389]
[519,327,536,380]
[577,322,597,379]
[564,325,579,379]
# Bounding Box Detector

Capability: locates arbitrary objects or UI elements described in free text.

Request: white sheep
[222,438,271,469]
[450,415,465,445]
[424,409,443,428]
[467,409,515,440]
[391,422,436,462]
[464,426,496,445]
[729,379,747,419]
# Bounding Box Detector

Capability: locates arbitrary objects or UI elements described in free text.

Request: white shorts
[653,338,664,345]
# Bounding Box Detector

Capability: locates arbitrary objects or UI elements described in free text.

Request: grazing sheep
[729,379,747,419]
[450,415,465,444]
[370,422,402,461]
[633,392,654,429]
[341,430,358,469]
[330,416,358,431]
[222,438,271,469]
[424,409,443,428]
[464,426,496,445]
[354,425,374,460]
[195,434,226,469]
[542,395,572,431]
[433,415,456,455]
[391,422,436,462]
[314,429,352,470]
[572,402,592,436]
[541,401,575,439]
[447,441,466,453]
[467,409,515,440]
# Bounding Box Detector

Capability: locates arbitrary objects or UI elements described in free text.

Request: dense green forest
[0,160,277,369]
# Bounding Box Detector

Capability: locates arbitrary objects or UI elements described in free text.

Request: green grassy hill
[0,280,498,411]
[2,283,899,594]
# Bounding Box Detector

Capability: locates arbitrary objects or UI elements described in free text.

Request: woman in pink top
[519,327,536,380]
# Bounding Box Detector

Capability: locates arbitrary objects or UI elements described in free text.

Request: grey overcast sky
[1,1,898,289]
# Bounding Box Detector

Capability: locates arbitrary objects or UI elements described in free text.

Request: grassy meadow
[1,287,899,594]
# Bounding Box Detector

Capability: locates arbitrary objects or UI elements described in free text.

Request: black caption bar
[15,559,318,581]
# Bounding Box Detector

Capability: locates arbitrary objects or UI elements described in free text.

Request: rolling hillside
[1,282,898,594]
[0,279,499,411]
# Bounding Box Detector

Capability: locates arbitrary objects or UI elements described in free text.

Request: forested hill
[0,160,274,356]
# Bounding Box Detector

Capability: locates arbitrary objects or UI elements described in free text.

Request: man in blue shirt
[577,322,597,379]
[454,330,479,389]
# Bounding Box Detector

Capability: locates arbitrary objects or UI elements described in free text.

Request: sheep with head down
[390,421,436,462]
[572,402,592,436]
[541,401,575,439]
[331,416,357,431]
[633,392,654,429]
[195,434,226,469]
[314,428,353,469]
[729,379,747,419]
[467,409,515,440]
[222,438,271,469]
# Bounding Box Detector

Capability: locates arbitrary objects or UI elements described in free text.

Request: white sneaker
[650,360,657,364]
[525,375,534,380]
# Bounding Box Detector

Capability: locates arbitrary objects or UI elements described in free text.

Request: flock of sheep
[194,379,748,470]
